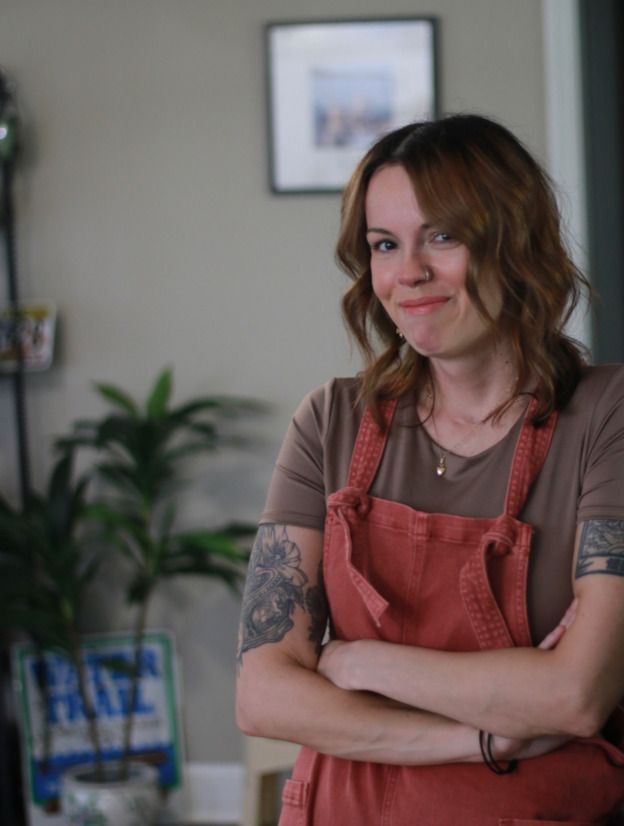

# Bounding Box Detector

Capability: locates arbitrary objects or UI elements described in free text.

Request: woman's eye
[431,231,453,243]
[371,239,396,253]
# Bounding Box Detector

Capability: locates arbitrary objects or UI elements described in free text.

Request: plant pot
[60,761,160,826]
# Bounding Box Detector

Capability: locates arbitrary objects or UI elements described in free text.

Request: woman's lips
[399,297,450,315]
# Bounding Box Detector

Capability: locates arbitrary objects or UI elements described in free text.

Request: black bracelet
[479,730,518,775]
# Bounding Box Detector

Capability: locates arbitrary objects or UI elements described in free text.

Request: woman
[236,114,624,824]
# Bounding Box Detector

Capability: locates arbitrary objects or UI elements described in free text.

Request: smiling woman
[236,115,624,825]
[365,164,501,364]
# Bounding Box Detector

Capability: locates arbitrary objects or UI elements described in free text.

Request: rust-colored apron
[278,399,624,825]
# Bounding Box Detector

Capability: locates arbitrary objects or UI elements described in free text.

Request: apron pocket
[278,779,310,826]
[282,778,310,807]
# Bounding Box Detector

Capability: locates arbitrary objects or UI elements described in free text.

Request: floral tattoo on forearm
[575,519,624,578]
[237,525,328,664]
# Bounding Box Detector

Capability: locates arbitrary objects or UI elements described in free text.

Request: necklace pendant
[436,456,447,477]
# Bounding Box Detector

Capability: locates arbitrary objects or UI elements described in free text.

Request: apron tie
[459,517,521,650]
[329,487,389,628]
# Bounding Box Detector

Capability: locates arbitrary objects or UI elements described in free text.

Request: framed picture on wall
[265,17,439,194]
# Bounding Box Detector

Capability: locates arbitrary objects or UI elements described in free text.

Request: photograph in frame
[266,18,438,194]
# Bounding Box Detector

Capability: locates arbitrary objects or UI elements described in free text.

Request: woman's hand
[535,598,578,651]
[317,639,354,689]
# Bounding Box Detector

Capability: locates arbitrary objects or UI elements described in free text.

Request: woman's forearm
[319,580,624,741]
[319,639,594,740]
[237,654,490,765]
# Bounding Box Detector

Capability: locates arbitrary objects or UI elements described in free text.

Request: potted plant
[0,451,120,814]
[0,368,259,825]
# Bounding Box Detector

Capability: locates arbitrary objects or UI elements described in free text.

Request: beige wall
[0,0,546,762]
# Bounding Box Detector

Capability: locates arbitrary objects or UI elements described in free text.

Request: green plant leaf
[159,503,176,540]
[168,398,224,419]
[171,396,267,420]
[146,369,173,420]
[96,463,142,497]
[47,453,74,539]
[77,555,101,588]
[0,608,70,647]
[94,382,140,418]
[160,441,217,465]
[85,502,134,525]
[0,507,34,551]
[185,422,218,440]
[126,574,155,604]
[95,416,141,454]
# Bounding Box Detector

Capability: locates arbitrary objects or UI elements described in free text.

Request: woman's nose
[397,253,432,286]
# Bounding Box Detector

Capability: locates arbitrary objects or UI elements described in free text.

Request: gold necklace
[429,411,488,477]
[427,389,521,478]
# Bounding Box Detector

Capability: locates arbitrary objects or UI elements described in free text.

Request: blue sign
[13,631,183,806]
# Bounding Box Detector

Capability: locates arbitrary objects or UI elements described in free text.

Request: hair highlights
[336,114,590,425]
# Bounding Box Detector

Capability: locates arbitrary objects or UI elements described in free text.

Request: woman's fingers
[317,640,348,686]
[537,598,579,650]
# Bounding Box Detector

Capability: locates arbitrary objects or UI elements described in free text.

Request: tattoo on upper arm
[236,525,328,663]
[305,562,329,655]
[575,519,624,579]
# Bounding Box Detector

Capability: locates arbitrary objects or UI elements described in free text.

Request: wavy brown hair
[337,114,590,426]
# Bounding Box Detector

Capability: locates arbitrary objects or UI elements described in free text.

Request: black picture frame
[265,17,439,194]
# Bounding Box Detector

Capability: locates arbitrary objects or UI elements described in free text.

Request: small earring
[396,328,405,340]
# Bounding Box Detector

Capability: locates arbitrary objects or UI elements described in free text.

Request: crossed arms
[235,519,624,765]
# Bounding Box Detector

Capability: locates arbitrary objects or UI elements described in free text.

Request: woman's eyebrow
[366,224,432,234]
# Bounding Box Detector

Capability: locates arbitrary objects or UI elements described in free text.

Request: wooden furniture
[241,737,300,826]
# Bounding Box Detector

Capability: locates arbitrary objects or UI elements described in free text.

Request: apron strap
[460,517,534,650]
[346,399,398,493]
[331,493,390,627]
[323,400,397,630]
[503,398,558,518]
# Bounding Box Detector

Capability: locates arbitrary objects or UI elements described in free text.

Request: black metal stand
[1,70,29,826]
[2,158,31,504]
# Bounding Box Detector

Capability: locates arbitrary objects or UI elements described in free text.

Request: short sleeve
[259,383,333,530]
[577,366,624,522]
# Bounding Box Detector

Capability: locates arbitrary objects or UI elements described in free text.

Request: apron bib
[279,399,624,825]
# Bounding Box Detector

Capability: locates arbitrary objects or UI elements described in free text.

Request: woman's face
[365,164,502,363]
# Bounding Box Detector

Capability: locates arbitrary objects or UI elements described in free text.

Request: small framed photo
[266,18,439,194]
[0,302,56,372]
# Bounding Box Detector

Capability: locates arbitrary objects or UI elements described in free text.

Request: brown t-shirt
[261,364,624,641]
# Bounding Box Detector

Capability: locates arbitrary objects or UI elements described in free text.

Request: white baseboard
[180,761,244,824]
